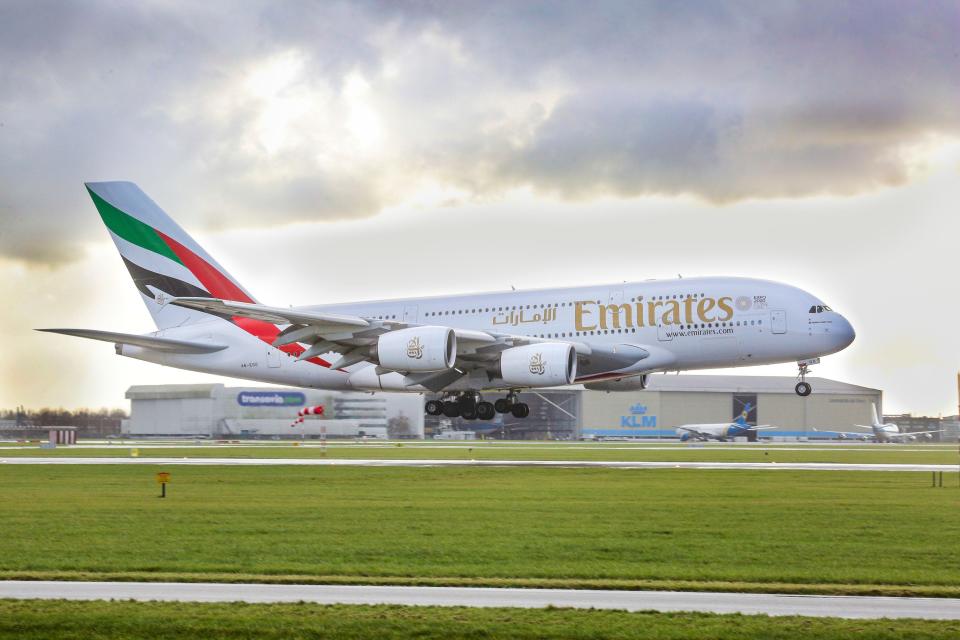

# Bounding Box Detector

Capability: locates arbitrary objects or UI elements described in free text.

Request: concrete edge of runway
[1,457,958,472]
[2,581,960,620]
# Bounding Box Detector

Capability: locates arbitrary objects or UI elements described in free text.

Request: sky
[1,1,958,415]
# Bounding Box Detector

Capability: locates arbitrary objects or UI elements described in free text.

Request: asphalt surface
[0,456,957,471]
[1,581,958,619]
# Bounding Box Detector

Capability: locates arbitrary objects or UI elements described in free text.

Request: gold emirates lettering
[575,296,735,331]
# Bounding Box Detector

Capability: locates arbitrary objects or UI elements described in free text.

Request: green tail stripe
[87,187,183,265]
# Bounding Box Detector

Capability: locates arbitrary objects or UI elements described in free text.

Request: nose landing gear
[795,359,817,396]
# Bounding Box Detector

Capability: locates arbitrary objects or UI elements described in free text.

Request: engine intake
[498,343,577,387]
[377,326,456,372]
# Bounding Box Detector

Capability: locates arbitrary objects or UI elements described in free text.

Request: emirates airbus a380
[43,182,856,421]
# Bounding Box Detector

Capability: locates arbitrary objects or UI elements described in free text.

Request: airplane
[675,403,775,441]
[41,182,856,421]
[825,404,942,443]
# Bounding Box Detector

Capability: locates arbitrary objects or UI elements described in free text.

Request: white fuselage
[122,276,855,394]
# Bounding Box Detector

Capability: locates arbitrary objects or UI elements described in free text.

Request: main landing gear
[425,391,530,420]
[795,360,814,397]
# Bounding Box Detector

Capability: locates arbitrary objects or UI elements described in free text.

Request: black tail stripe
[122,256,211,299]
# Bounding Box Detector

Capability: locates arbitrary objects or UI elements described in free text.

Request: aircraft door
[656,305,673,342]
[770,310,787,334]
[403,305,419,323]
[267,348,281,368]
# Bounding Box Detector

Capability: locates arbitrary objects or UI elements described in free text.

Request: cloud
[0,1,958,265]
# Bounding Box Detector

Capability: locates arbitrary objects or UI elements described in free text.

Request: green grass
[2,465,960,595]
[2,600,959,639]
[3,440,960,464]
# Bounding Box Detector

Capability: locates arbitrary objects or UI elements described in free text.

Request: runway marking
[1,581,958,619]
[0,457,956,471]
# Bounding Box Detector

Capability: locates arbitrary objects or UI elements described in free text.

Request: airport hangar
[122,375,880,441]
[123,384,425,439]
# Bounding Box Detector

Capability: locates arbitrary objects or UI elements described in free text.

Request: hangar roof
[643,375,879,395]
[126,384,223,400]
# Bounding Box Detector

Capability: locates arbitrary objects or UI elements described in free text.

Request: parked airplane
[675,403,774,441]
[828,404,941,442]
[41,182,856,421]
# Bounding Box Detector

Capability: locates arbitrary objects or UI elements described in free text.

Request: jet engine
[377,326,456,372]
[497,343,577,387]
[583,374,649,392]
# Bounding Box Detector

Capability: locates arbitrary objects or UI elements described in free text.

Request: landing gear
[795,361,814,397]
[427,390,530,420]
[476,401,495,421]
[428,392,496,421]
[511,403,530,418]
[441,401,460,418]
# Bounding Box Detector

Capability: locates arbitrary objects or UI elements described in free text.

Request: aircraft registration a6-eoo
[42,182,856,421]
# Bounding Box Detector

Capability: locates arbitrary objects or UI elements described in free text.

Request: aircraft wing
[37,328,228,354]
[813,428,874,440]
[894,429,944,437]
[166,296,605,375]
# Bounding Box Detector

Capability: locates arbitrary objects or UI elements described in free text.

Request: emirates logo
[407,337,424,359]
[529,353,546,375]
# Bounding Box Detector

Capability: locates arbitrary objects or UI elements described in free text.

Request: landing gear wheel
[457,394,477,413]
[795,361,813,397]
[476,401,495,421]
[494,398,511,414]
[442,401,461,418]
[461,405,478,420]
[511,403,530,419]
[425,400,443,416]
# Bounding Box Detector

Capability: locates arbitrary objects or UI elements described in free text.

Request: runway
[0,456,957,472]
[1,581,958,619]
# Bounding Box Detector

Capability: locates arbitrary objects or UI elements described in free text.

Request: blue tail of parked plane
[733,403,754,427]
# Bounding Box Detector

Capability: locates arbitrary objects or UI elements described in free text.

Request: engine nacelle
[377,326,456,372]
[498,343,577,387]
[583,374,649,392]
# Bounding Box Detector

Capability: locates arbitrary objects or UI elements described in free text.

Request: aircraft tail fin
[85,181,257,330]
[734,402,753,426]
[871,403,880,427]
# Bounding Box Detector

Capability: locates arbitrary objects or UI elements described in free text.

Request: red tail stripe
[232,318,333,368]
[156,230,333,369]
[156,230,253,303]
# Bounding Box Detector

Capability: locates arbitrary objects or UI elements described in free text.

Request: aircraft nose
[835,314,856,349]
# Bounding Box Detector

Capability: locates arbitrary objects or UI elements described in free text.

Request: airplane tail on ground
[85,181,257,330]
[734,402,754,426]
[870,402,881,427]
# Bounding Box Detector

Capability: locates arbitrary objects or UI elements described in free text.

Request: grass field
[3,439,960,465]
[2,600,958,639]
[2,465,959,595]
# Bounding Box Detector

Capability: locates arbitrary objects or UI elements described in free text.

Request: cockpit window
[809,305,816,313]
[822,305,832,312]
[809,305,834,314]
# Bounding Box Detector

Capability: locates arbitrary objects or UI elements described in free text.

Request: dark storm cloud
[1,1,958,264]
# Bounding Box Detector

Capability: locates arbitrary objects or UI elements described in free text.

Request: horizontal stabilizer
[38,328,228,354]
